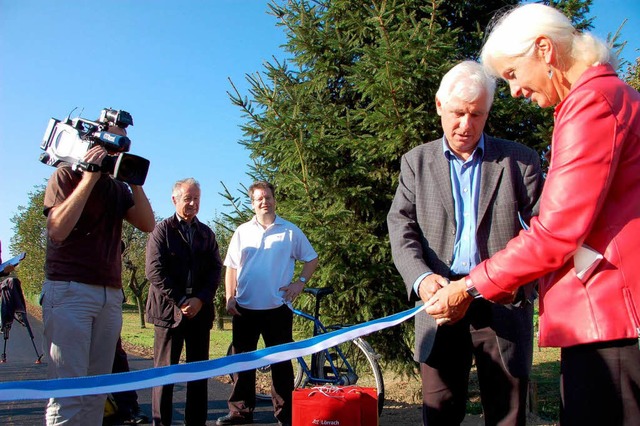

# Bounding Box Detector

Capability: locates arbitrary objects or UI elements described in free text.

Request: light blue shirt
[447,136,483,274]
[413,136,484,295]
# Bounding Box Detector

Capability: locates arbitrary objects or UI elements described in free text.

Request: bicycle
[226,287,385,415]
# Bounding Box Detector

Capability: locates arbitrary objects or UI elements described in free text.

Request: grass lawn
[529,346,561,420]
[120,304,233,359]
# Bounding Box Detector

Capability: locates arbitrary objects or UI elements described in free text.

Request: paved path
[0,313,283,425]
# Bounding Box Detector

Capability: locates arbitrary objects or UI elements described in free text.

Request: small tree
[121,221,152,328]
[625,57,640,91]
[9,185,47,297]
[209,193,242,331]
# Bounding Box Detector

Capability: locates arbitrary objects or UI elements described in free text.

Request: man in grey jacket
[387,61,543,426]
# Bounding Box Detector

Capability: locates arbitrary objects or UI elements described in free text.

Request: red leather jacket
[470,65,640,347]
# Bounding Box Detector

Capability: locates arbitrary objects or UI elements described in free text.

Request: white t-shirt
[224,215,318,310]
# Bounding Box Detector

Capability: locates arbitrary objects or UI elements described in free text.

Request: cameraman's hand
[47,145,106,242]
[82,146,107,180]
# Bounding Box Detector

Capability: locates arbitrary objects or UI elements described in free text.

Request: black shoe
[121,407,150,424]
[216,412,254,425]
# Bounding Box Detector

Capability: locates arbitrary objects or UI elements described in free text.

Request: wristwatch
[299,276,307,284]
[465,277,482,299]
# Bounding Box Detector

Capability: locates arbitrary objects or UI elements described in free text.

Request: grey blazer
[387,135,543,377]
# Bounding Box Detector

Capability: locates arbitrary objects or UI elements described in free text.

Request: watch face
[299,277,307,283]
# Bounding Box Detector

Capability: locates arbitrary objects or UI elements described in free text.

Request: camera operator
[40,123,155,426]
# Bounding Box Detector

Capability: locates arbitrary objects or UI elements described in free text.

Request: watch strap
[465,277,482,299]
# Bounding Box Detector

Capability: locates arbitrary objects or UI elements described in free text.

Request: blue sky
[1,0,638,254]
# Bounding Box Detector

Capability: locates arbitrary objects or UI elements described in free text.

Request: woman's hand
[425,279,473,325]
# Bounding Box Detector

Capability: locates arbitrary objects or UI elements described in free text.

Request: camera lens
[113,153,150,186]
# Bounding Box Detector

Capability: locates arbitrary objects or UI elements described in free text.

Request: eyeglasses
[252,196,274,203]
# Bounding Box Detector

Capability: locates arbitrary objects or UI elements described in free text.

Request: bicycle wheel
[226,343,272,401]
[305,337,385,415]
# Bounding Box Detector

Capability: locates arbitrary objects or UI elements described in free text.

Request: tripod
[0,277,43,363]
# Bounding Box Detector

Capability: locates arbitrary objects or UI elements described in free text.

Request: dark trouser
[152,316,211,426]
[111,337,139,415]
[421,301,528,426]
[560,338,640,426]
[228,304,294,424]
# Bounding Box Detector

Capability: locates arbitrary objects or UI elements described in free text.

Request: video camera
[39,108,150,185]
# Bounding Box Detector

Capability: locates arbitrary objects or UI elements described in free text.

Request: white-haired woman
[425,4,640,425]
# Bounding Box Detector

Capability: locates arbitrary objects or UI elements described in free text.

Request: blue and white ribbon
[0,305,423,401]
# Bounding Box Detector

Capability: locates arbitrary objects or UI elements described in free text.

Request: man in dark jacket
[145,177,223,426]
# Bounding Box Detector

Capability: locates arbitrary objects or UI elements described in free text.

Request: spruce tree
[224,0,594,370]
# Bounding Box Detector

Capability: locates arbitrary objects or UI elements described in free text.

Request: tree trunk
[125,263,148,329]
[136,293,146,329]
